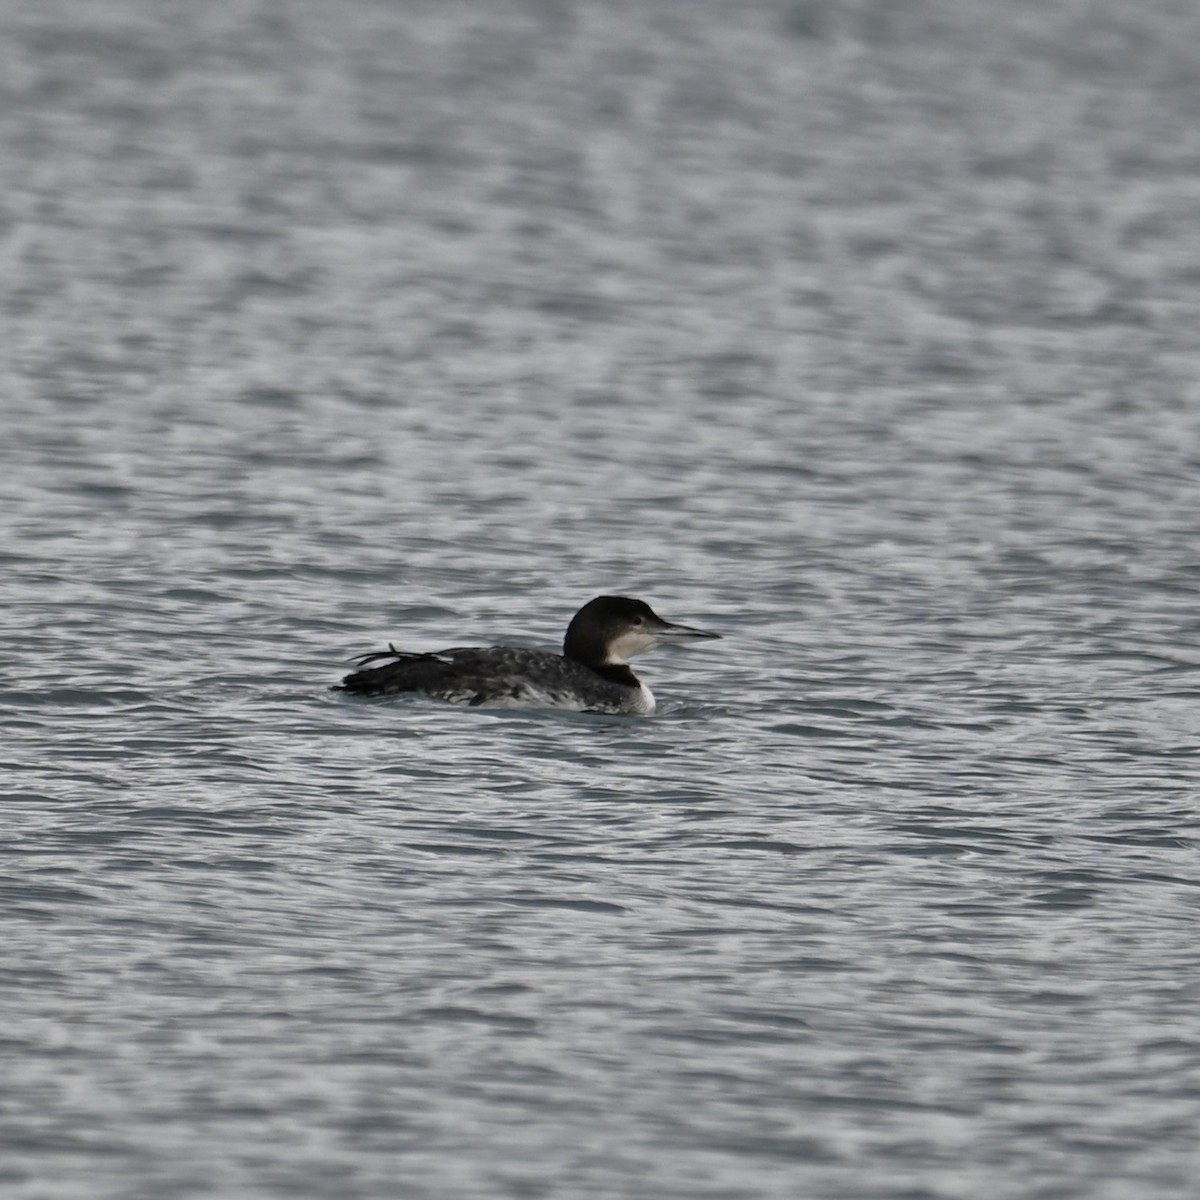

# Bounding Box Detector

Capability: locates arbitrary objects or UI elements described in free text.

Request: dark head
[563,596,721,667]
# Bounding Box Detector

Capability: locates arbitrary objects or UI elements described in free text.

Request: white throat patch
[604,628,662,664]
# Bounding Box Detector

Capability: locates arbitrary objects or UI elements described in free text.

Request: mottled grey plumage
[338,645,644,712]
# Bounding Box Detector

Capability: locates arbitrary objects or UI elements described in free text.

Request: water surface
[3,2,1200,1197]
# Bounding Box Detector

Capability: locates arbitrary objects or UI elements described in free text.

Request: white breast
[630,681,656,715]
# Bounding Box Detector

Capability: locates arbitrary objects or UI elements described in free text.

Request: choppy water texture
[4,1,1200,1197]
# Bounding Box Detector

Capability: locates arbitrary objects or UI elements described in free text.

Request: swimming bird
[334,595,720,715]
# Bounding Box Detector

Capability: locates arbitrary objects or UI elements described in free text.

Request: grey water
[3,1,1200,1197]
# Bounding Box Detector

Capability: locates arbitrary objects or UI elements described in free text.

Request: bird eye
[632,616,643,626]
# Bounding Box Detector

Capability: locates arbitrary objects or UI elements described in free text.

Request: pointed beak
[652,619,721,642]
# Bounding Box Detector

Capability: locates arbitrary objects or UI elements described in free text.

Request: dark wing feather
[336,646,483,697]
[350,643,411,667]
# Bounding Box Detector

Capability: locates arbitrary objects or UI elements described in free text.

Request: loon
[334,595,720,715]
